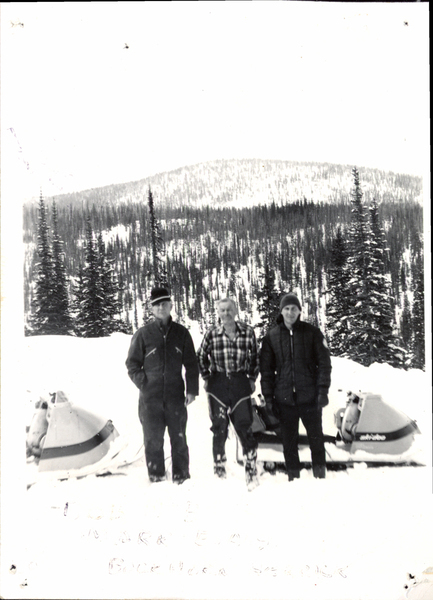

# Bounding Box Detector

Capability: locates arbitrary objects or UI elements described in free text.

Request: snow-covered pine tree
[256,249,281,341]
[74,219,107,337]
[96,233,131,334]
[72,265,85,326]
[363,198,405,367]
[147,187,168,287]
[51,200,74,334]
[74,221,132,337]
[400,292,413,366]
[411,263,425,370]
[325,226,352,355]
[307,294,319,327]
[338,168,371,363]
[342,179,405,367]
[27,191,58,335]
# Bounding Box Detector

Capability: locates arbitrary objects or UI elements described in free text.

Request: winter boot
[173,473,190,485]
[287,469,300,482]
[245,449,259,491]
[214,453,227,479]
[313,464,326,479]
[149,473,166,483]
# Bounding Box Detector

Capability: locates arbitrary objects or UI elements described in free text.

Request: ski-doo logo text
[359,433,386,441]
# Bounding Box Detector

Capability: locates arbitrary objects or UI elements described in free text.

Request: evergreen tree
[255,250,281,342]
[325,227,351,355]
[411,263,425,370]
[97,233,131,334]
[343,186,404,367]
[400,292,413,362]
[363,198,405,366]
[27,191,58,335]
[74,219,106,337]
[147,187,168,287]
[51,200,73,334]
[74,221,131,336]
[342,171,378,364]
[346,168,369,292]
[307,294,319,327]
[22,170,424,341]
[133,284,139,330]
[73,265,85,326]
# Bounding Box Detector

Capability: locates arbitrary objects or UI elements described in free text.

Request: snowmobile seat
[340,393,361,442]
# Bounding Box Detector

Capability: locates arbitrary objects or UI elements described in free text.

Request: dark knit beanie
[150,287,171,305]
[279,293,302,312]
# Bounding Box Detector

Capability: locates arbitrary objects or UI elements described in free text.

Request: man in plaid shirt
[197,298,260,490]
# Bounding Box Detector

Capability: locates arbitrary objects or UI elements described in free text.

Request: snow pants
[206,372,258,463]
[138,396,189,482]
[277,401,326,477]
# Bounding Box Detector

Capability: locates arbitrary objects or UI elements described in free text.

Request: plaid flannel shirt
[197,321,259,381]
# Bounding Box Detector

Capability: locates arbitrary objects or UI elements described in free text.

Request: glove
[254,394,266,407]
[264,397,279,417]
[259,397,280,430]
[317,392,329,407]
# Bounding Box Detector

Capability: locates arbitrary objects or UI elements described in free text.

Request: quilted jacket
[260,316,331,407]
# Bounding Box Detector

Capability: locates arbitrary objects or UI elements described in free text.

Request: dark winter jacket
[125,317,199,404]
[260,316,331,407]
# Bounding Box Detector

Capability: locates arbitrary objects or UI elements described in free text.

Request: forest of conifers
[22,159,425,368]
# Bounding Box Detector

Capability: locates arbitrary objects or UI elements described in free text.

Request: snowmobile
[236,391,424,470]
[26,390,122,481]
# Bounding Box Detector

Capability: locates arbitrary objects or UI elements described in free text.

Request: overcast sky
[1,2,429,200]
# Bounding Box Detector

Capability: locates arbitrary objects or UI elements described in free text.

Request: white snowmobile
[236,391,424,470]
[26,390,125,483]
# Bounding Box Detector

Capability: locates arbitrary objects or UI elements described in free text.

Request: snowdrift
[0,333,430,600]
[22,334,429,484]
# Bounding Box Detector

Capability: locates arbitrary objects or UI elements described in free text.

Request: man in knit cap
[259,293,332,480]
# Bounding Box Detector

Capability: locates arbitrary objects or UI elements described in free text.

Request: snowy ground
[1,331,432,600]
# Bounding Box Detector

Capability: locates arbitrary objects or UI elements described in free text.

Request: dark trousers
[277,402,326,476]
[207,372,257,462]
[139,399,189,481]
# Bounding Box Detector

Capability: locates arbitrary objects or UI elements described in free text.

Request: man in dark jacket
[125,287,199,484]
[260,293,331,480]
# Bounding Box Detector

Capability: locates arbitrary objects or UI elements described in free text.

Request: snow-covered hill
[31,159,423,210]
[1,332,432,600]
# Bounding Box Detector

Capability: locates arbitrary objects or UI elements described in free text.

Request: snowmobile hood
[33,391,120,475]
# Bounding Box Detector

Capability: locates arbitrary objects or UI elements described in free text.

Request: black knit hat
[279,293,302,312]
[150,287,171,305]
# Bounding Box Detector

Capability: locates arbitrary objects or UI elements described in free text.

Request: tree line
[25,169,425,370]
